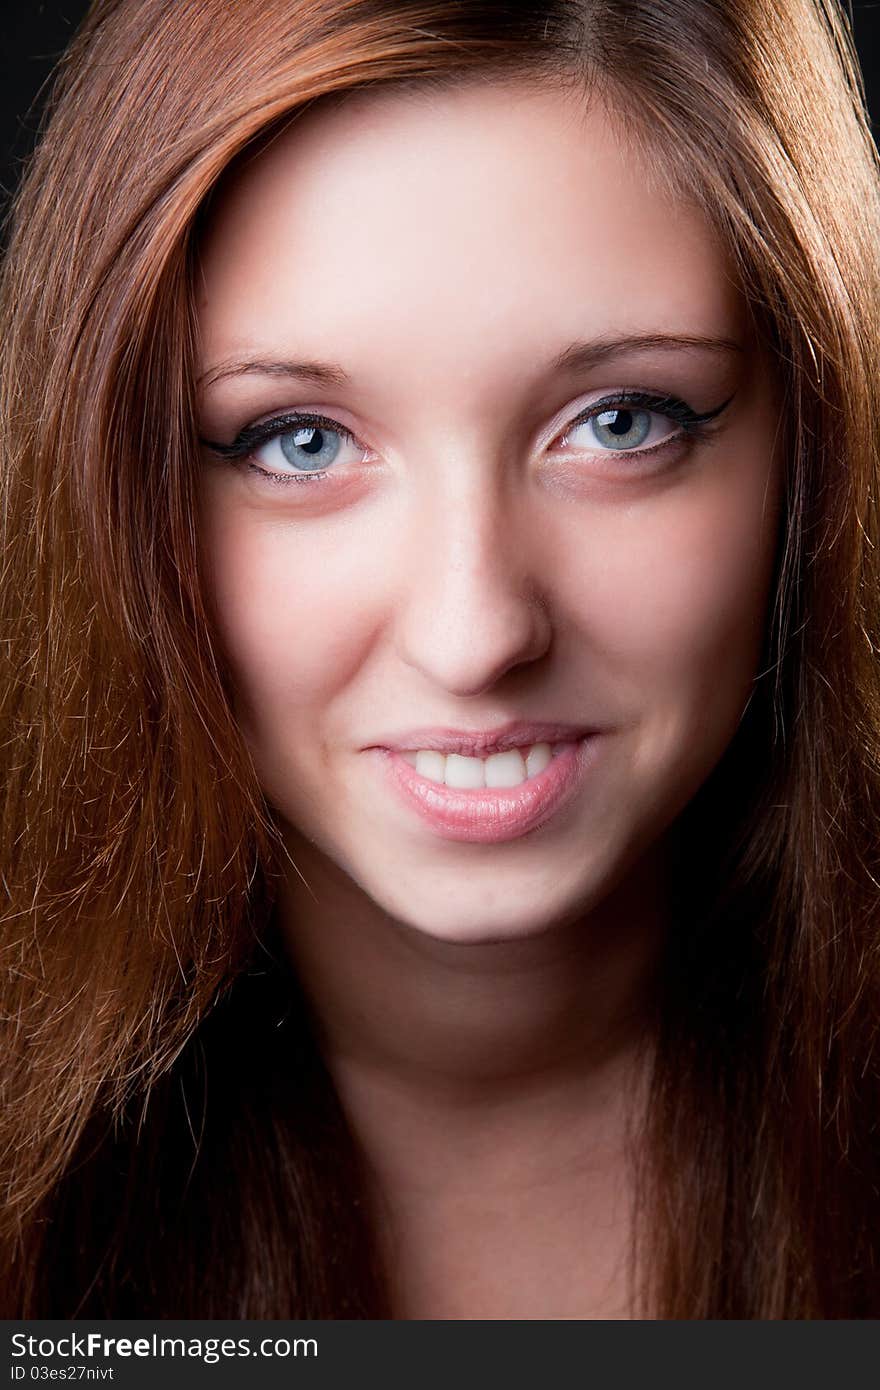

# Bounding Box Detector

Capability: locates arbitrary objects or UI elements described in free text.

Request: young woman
[2,0,880,1319]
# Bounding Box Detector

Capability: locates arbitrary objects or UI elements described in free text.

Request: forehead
[196,78,745,397]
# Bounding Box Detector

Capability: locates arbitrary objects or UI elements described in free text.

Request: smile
[401,740,567,789]
[373,736,599,843]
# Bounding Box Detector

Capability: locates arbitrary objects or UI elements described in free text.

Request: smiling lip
[368,720,594,758]
[371,734,600,843]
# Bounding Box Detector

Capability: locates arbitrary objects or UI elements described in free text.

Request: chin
[369,877,586,946]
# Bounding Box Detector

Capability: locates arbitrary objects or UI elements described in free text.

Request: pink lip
[372,736,600,843]
[369,720,594,758]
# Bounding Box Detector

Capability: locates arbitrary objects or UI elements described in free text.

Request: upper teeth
[401,741,566,789]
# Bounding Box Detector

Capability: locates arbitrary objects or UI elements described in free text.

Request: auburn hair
[2,0,880,1317]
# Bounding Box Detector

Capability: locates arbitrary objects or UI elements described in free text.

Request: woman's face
[196,78,783,945]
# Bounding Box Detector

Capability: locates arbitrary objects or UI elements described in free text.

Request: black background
[0,1,878,219]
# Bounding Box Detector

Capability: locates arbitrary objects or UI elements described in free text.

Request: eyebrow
[197,332,743,390]
[549,332,743,373]
[198,358,350,390]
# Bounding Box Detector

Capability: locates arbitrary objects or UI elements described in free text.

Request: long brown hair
[2,0,879,1318]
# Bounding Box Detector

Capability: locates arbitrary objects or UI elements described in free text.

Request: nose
[393,471,554,698]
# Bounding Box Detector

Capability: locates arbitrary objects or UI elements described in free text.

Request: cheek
[198,490,383,728]
[570,451,782,769]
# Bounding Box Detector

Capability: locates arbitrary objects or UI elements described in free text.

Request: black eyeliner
[568,389,737,434]
[200,411,354,459]
[199,390,737,472]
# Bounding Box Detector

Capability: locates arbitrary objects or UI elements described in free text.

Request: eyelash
[202,389,733,488]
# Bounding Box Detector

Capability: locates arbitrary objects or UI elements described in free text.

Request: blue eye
[579,406,654,451]
[558,391,735,459]
[272,422,351,472]
[201,390,735,488]
[203,413,367,483]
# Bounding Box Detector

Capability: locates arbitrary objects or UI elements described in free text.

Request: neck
[275,837,670,1318]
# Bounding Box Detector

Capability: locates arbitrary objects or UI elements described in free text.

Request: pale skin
[196,77,784,1318]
